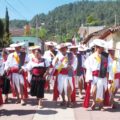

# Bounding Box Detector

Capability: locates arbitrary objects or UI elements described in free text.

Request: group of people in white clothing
[0,38,120,110]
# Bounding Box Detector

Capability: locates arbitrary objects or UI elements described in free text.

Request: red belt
[115,73,120,79]
[80,67,84,71]
[92,70,100,77]
[32,68,43,76]
[60,68,68,75]
[9,67,19,73]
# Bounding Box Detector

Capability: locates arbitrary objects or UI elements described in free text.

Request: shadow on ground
[0,109,36,116]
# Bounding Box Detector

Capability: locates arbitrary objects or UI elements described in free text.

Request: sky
[0,0,80,20]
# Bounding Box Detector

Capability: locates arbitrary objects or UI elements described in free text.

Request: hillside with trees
[10,0,120,42]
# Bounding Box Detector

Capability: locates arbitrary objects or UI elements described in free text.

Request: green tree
[3,8,11,47]
[38,27,47,40]
[0,19,4,48]
[30,27,36,36]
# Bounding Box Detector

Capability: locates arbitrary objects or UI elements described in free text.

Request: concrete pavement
[0,89,120,120]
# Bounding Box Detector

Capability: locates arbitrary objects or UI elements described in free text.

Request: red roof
[82,25,120,44]
[10,28,24,36]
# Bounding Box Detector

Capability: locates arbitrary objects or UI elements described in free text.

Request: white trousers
[75,75,84,88]
[12,73,24,93]
[91,77,107,101]
[57,74,73,95]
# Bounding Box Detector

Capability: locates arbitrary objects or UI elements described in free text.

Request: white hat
[5,47,15,51]
[92,39,107,48]
[10,42,25,48]
[89,42,95,48]
[69,45,78,49]
[29,45,40,50]
[56,43,68,49]
[65,42,72,47]
[18,42,25,46]
[78,46,85,51]
[10,43,20,48]
[45,41,57,46]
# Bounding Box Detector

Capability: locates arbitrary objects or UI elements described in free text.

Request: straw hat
[10,42,25,48]
[92,39,107,48]
[45,41,57,46]
[29,45,40,50]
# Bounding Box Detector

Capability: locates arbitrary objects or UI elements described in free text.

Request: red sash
[9,67,28,98]
[60,68,68,75]
[92,70,100,77]
[0,88,3,106]
[115,73,120,79]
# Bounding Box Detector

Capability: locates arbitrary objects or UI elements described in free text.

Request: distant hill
[10,19,28,28]
[10,0,120,41]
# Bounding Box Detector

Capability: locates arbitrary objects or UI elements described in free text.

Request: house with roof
[11,36,41,47]
[78,25,105,40]
[10,27,41,47]
[81,25,120,56]
[81,25,120,48]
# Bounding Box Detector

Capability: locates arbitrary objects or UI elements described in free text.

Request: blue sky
[0,0,80,20]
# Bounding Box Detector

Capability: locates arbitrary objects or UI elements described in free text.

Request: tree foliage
[9,0,120,42]
[3,8,11,47]
[0,19,4,48]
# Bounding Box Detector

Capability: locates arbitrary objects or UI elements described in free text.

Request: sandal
[90,104,95,110]
[67,102,73,108]
[15,99,21,104]
[60,101,66,106]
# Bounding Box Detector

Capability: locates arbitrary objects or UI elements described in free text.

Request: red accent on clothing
[104,88,110,106]
[71,77,76,102]
[9,67,28,98]
[0,76,3,86]
[32,68,43,76]
[115,73,120,79]
[23,72,28,99]
[0,88,3,106]
[53,77,59,101]
[60,68,68,75]
[83,82,91,108]
[92,70,100,77]
[44,80,49,89]
[52,69,58,76]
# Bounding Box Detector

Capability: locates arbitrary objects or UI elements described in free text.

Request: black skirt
[2,74,10,94]
[30,75,46,98]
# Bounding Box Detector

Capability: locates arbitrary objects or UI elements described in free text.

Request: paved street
[0,89,120,120]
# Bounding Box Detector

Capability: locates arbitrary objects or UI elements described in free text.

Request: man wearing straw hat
[83,39,108,110]
[44,41,57,92]
[107,41,120,109]
[5,42,29,105]
[52,43,77,107]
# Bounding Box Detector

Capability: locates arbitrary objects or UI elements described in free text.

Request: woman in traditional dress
[1,50,10,103]
[0,72,3,106]
[24,49,50,108]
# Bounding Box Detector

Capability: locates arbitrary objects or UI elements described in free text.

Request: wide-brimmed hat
[10,42,25,48]
[69,45,78,49]
[29,45,41,50]
[78,46,85,51]
[45,41,57,46]
[5,47,15,51]
[92,39,107,48]
[56,43,68,49]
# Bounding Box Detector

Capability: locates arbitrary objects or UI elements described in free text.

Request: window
[29,42,34,46]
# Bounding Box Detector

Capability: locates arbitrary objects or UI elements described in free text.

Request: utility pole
[36,15,39,38]
[114,14,117,26]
